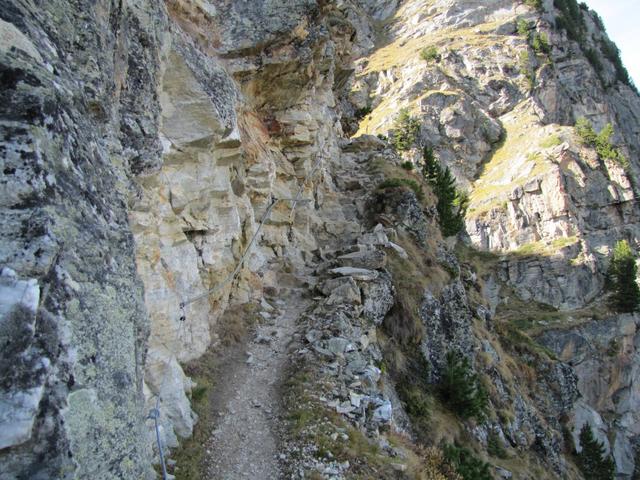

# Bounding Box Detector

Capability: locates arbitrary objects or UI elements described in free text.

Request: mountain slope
[0,0,639,479]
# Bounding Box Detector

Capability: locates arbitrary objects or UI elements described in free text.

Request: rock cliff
[1,0,639,479]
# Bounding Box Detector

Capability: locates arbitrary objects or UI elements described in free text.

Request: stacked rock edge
[0,1,638,480]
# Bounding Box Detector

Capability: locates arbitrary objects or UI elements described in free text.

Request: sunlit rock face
[131,0,374,459]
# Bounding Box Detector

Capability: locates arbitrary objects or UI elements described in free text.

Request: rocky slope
[1,0,639,479]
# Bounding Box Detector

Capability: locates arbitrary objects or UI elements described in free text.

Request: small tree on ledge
[391,108,420,151]
[422,147,468,237]
[606,239,640,313]
[576,423,615,480]
[439,351,488,420]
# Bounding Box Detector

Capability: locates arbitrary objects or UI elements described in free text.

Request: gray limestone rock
[337,246,387,270]
[360,270,395,326]
[330,267,379,281]
[420,281,476,379]
[0,2,164,477]
[3,0,640,478]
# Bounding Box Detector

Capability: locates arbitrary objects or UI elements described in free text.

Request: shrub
[595,124,618,159]
[487,432,508,459]
[575,118,628,167]
[422,147,468,237]
[606,239,640,313]
[575,117,597,144]
[600,39,636,90]
[420,46,441,63]
[592,11,605,31]
[378,177,424,201]
[540,134,562,148]
[524,0,543,11]
[532,32,551,55]
[414,446,463,480]
[443,444,492,480]
[584,48,603,72]
[517,18,531,37]
[554,0,585,41]
[518,50,535,89]
[605,338,620,357]
[391,108,421,151]
[354,105,372,119]
[576,423,615,480]
[401,161,415,170]
[439,351,488,420]
[398,384,431,431]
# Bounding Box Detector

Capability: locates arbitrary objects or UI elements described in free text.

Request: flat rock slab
[329,267,379,281]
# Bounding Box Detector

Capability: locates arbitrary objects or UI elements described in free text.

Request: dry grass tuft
[169,348,218,479]
[216,303,260,345]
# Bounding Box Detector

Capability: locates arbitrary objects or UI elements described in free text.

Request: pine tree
[421,147,468,237]
[422,147,439,182]
[607,240,640,313]
[439,351,488,420]
[576,424,615,480]
[391,108,421,151]
[443,444,492,480]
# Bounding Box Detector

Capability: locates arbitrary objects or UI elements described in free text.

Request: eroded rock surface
[2,0,640,479]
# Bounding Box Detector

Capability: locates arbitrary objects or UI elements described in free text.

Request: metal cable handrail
[149,154,323,478]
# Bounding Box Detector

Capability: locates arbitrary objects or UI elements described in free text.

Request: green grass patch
[496,321,558,361]
[511,236,579,258]
[170,349,218,479]
[401,161,415,170]
[420,45,441,62]
[487,432,508,459]
[540,134,562,148]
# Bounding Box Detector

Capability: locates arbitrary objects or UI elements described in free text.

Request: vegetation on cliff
[606,239,640,312]
[391,108,421,151]
[575,118,629,168]
[439,351,488,420]
[576,424,615,480]
[423,147,469,237]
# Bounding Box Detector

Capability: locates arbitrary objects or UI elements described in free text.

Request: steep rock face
[345,0,640,311]
[0,0,379,475]
[538,315,640,477]
[341,1,640,476]
[130,0,380,451]
[0,1,166,478]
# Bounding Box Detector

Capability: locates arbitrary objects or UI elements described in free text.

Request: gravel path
[205,289,308,479]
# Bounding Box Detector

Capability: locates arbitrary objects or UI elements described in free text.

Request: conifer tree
[439,351,488,420]
[443,444,492,480]
[422,147,439,182]
[391,108,421,151]
[422,147,468,237]
[576,423,615,480]
[607,240,640,313]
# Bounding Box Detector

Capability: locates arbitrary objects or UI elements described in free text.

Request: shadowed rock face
[0,1,166,478]
[538,315,640,477]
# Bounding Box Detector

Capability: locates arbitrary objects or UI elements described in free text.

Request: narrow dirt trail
[205,285,309,479]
